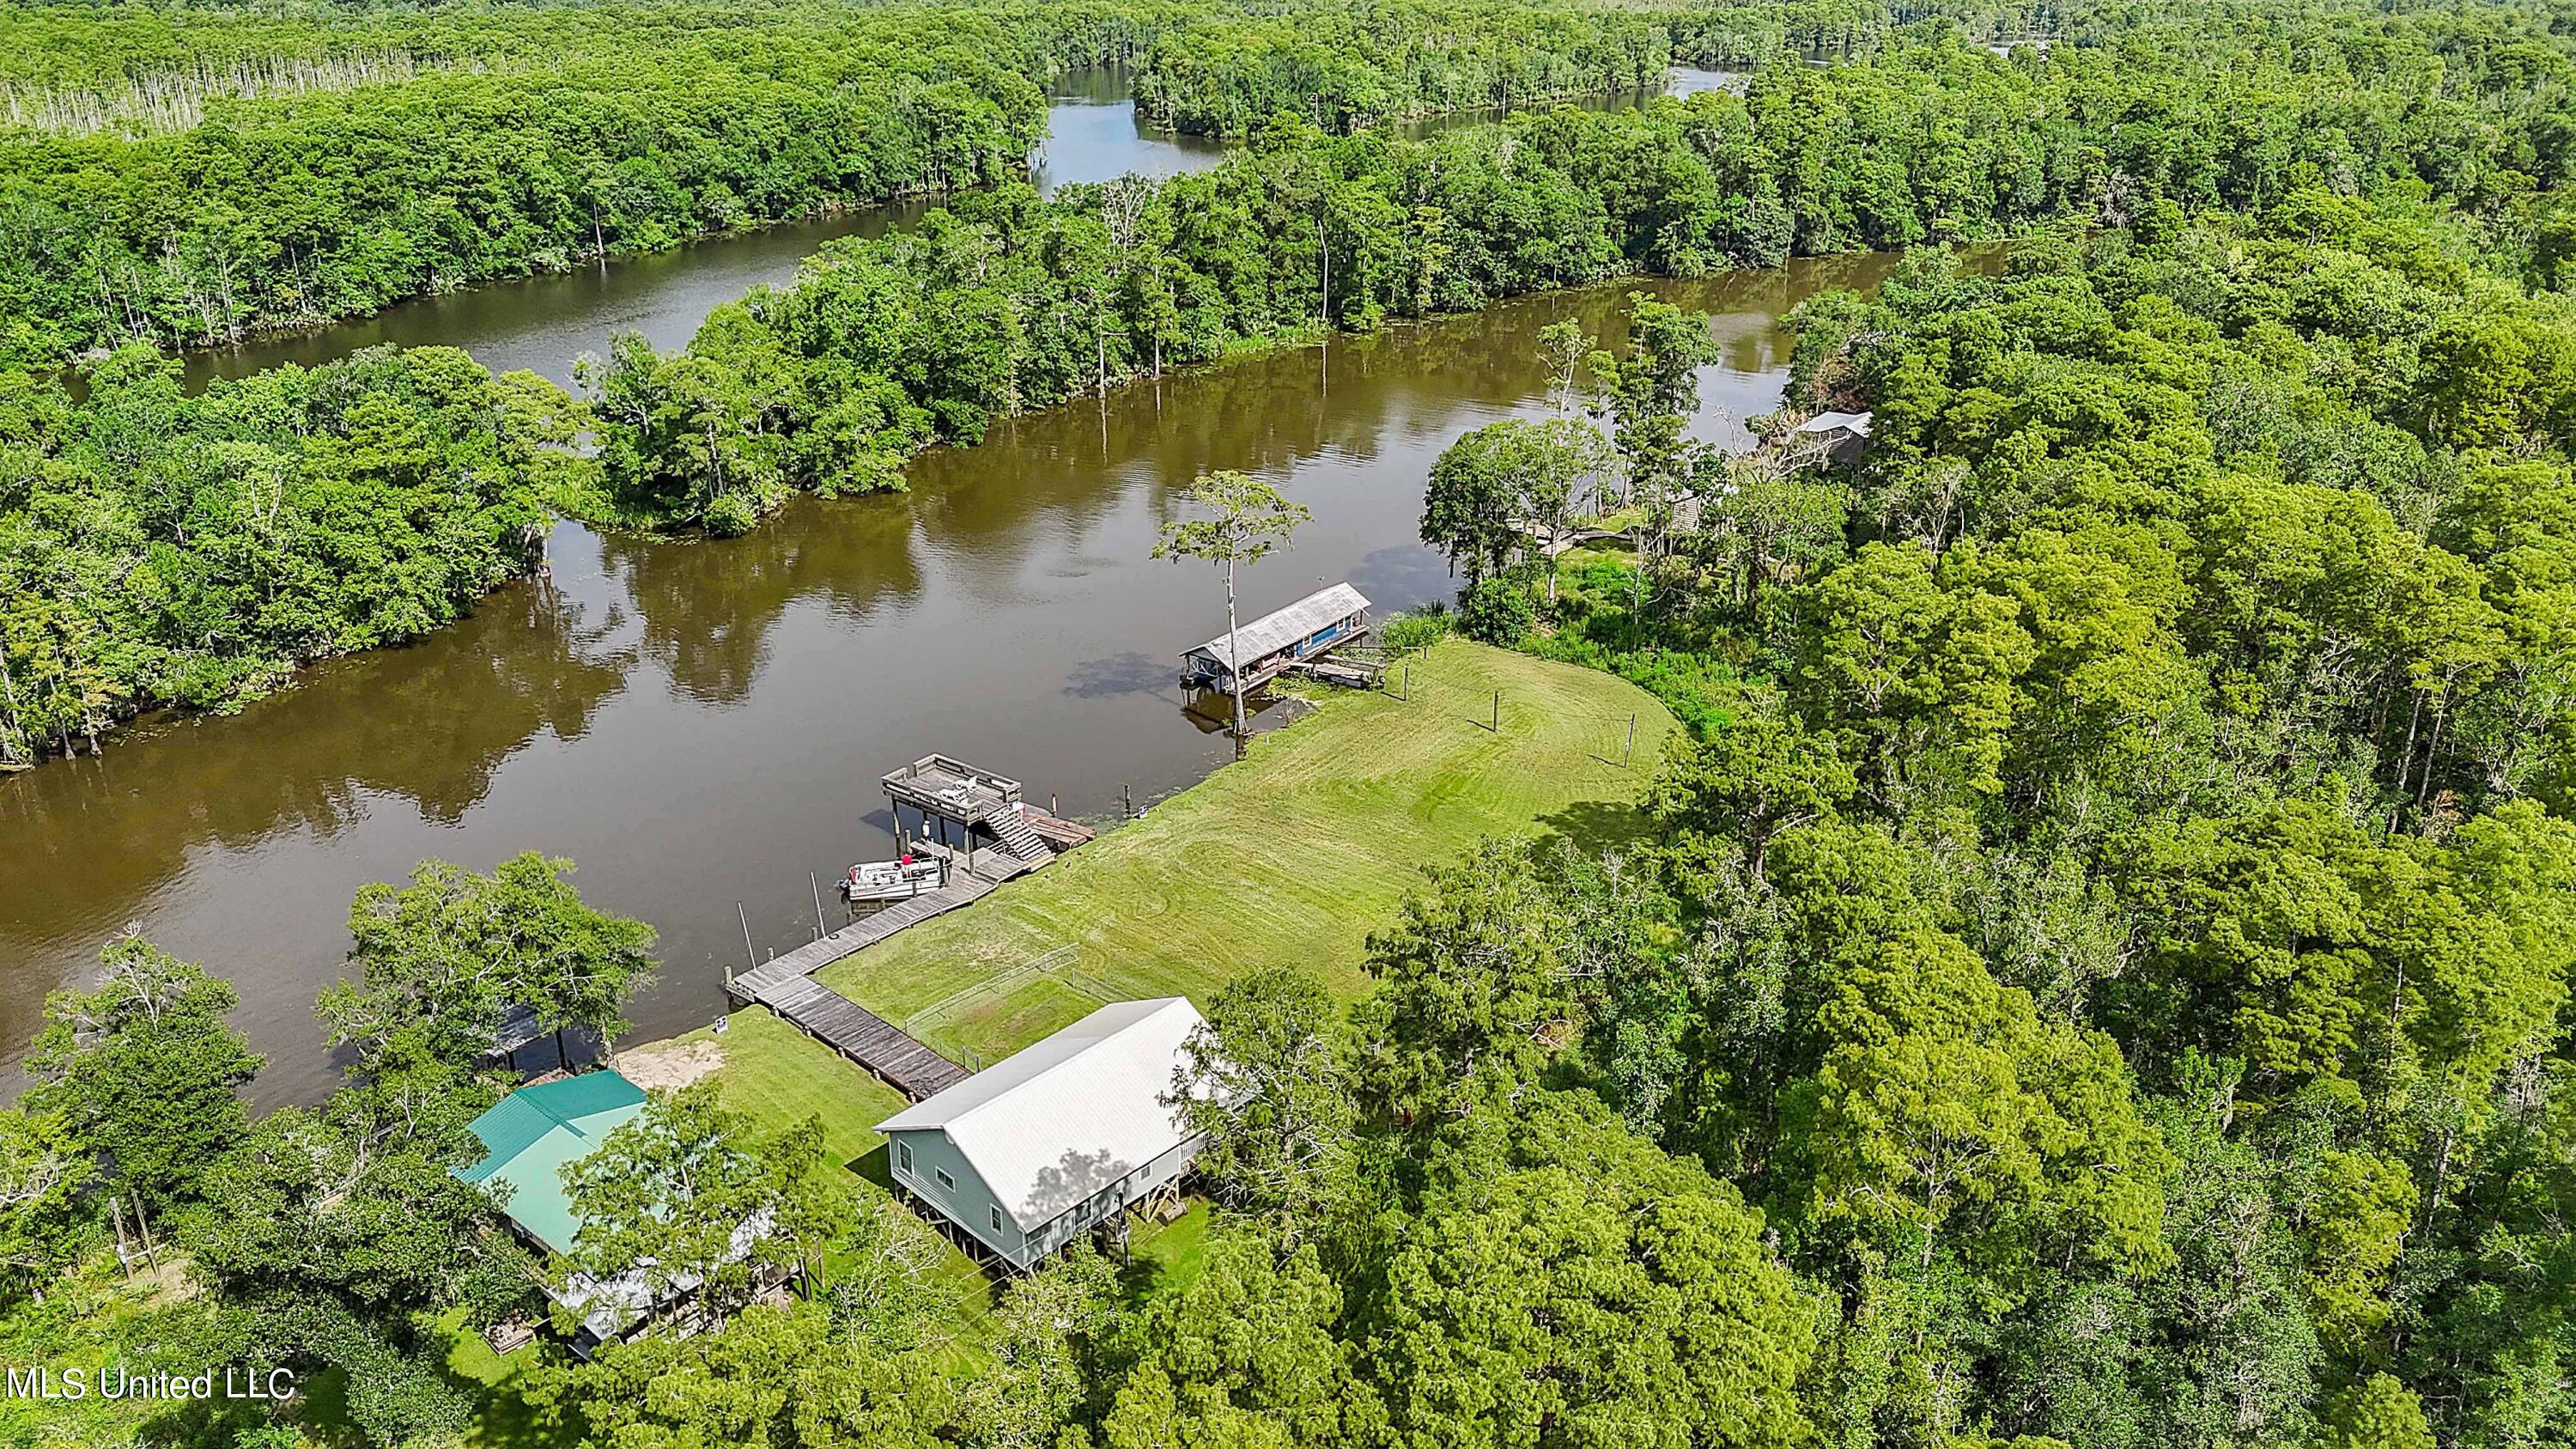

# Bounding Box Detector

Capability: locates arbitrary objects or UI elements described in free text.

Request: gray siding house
[877,997,1210,1269]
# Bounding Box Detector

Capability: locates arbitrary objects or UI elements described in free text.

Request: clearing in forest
[811,637,1679,1067]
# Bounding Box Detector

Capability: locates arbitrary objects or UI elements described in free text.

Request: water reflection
[179,67,1742,392]
[0,575,633,1086]
[5,72,1929,1106]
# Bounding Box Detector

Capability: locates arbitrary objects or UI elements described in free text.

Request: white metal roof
[1184,582,1370,671]
[1796,409,1874,437]
[876,997,1209,1230]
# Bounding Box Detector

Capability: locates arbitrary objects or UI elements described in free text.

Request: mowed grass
[817,638,1676,1064]
[654,1006,914,1169]
[653,1007,1007,1355]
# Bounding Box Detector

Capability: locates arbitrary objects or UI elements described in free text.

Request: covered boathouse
[1180,581,1370,695]
[877,997,1210,1270]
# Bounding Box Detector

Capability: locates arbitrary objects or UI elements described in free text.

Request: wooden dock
[755,977,973,1099]
[1284,655,1386,689]
[725,755,1100,1099]
[731,831,1078,1099]
[728,858,1004,1098]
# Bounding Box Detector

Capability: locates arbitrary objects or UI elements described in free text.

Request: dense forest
[1128,4,1674,135]
[8,0,2575,760]
[0,347,585,766]
[0,0,1709,362]
[8,3,2576,1442]
[13,210,2576,1447]
[1393,195,2576,1447]
[0,0,1078,362]
[593,4,2576,530]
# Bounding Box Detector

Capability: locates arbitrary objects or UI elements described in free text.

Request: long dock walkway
[756,977,972,1099]
[727,841,1045,1099]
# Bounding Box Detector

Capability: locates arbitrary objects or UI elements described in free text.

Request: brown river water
[3,70,1907,1105]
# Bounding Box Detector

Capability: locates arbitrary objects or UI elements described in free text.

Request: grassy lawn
[1127,1200,1213,1297]
[816,637,1675,1064]
[646,1006,914,1171]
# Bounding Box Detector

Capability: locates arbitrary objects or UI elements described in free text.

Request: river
[5,67,1895,1105]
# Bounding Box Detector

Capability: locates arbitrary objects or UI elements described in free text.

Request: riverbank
[811,637,1674,1060]
[4,246,1874,1106]
[649,636,1675,1111]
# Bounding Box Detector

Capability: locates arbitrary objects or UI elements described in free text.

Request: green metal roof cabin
[454,1070,647,1257]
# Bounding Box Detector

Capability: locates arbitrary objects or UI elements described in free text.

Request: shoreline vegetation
[8,3,2576,1445]
[26,0,2529,769]
[0,0,1683,365]
[0,2,1792,771]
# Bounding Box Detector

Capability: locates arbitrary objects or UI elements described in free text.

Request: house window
[934,1167,955,1191]
[896,1142,912,1173]
[990,1205,1005,1233]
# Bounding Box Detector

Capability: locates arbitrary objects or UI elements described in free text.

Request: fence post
[1492,689,1500,732]
[1624,712,1636,766]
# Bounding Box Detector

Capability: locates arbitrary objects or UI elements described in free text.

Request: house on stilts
[877,997,1210,1271]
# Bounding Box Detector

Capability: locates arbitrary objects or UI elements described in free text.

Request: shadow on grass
[1529,798,1656,855]
[458,1361,573,1449]
[851,1142,894,1190]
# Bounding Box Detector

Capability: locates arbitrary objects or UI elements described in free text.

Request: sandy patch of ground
[614,1038,724,1090]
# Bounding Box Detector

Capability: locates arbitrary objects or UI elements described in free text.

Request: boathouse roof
[876,997,1209,1231]
[1185,582,1370,671]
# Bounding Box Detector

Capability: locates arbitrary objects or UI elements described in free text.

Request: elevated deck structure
[883,755,1062,868]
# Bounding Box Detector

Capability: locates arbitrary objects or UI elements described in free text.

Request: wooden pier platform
[725,756,1100,1099]
[756,977,972,1099]
[1285,656,1386,689]
[729,861,1011,1097]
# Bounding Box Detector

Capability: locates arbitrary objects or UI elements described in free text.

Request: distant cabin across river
[1180,582,1372,695]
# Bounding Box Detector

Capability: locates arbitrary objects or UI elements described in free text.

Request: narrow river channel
[4,68,1899,1105]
